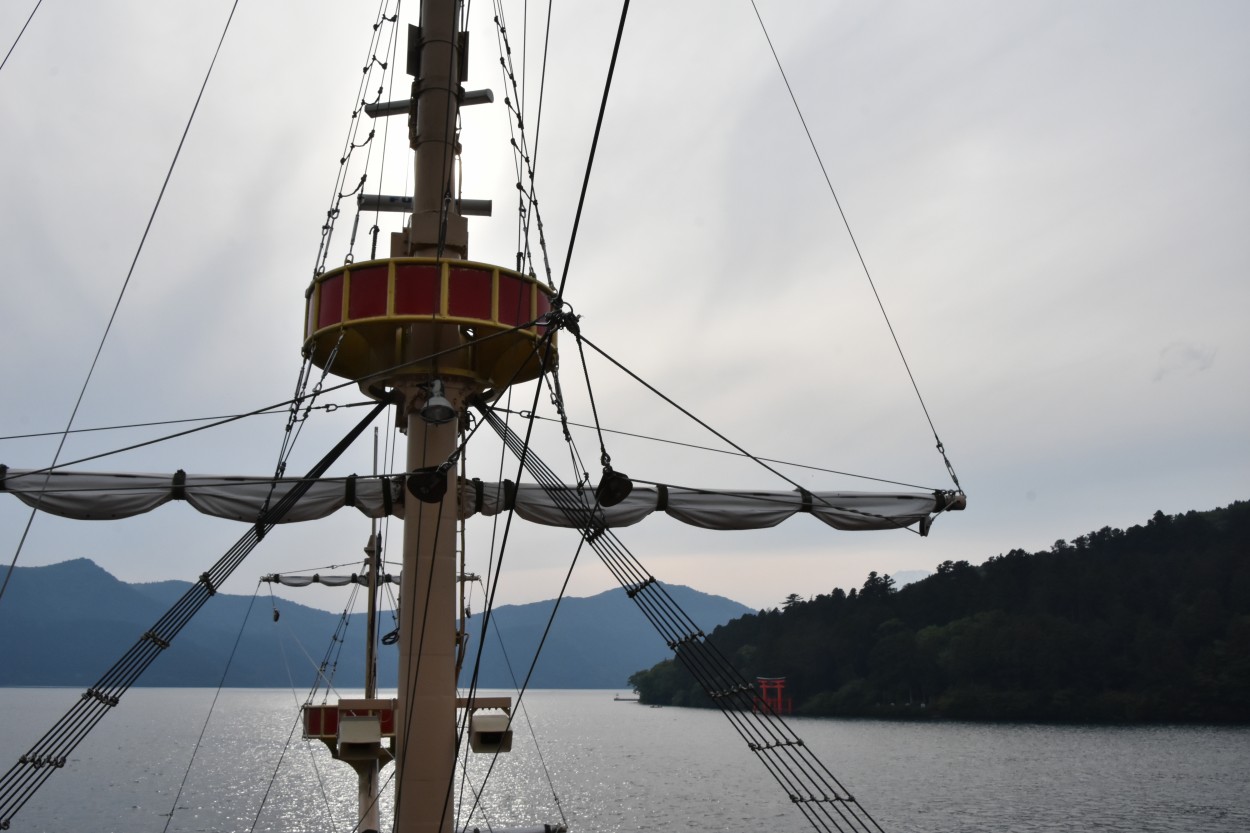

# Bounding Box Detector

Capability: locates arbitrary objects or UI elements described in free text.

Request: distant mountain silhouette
[0,559,749,689]
[459,585,751,688]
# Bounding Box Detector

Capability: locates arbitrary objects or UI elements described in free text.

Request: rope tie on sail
[170,469,187,500]
[381,473,395,516]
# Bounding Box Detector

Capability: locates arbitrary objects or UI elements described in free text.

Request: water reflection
[1,688,1246,832]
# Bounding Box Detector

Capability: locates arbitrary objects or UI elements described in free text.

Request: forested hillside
[629,502,1250,722]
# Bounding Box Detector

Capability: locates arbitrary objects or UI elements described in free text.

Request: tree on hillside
[627,501,1250,723]
[860,571,895,601]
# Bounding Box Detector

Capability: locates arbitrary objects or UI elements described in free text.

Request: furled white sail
[263,573,399,587]
[0,466,960,533]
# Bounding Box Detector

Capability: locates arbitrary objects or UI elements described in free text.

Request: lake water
[1,688,1247,833]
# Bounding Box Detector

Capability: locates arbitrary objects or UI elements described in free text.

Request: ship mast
[301,0,556,829]
[392,2,466,830]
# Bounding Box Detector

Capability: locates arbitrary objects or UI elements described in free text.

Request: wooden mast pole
[300,0,553,826]
[393,1,466,832]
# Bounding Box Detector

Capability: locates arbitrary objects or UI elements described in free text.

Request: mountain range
[0,559,750,689]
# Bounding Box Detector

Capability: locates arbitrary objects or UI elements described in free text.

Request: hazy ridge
[0,561,749,689]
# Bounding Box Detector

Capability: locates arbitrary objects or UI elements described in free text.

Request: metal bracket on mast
[364,88,494,119]
[358,194,492,216]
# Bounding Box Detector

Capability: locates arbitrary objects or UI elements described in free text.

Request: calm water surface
[1,688,1247,832]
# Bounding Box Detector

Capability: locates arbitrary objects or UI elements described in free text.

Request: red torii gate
[754,677,793,715]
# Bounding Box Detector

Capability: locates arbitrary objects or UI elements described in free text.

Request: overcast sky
[1,0,1246,618]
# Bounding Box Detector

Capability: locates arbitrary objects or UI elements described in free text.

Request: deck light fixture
[420,380,457,425]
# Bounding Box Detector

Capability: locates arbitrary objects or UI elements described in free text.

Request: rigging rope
[460,502,585,831]
[554,0,630,301]
[267,586,344,832]
[475,400,885,833]
[483,587,569,829]
[314,0,401,275]
[4,314,540,481]
[261,329,348,540]
[249,708,323,833]
[571,327,619,475]
[456,337,568,831]
[492,407,946,491]
[574,332,930,531]
[747,0,962,495]
[160,586,263,833]
[0,0,42,74]
[0,401,367,444]
[0,0,243,609]
[0,399,389,829]
[493,0,557,288]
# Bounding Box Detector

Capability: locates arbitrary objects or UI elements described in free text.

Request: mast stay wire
[747,0,962,494]
[0,0,42,75]
[0,0,244,608]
